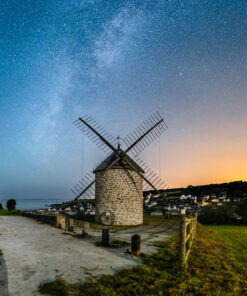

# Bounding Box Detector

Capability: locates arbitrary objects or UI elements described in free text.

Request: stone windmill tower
[94,146,144,225]
[70,113,167,226]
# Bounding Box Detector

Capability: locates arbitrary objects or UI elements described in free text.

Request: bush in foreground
[39,279,69,296]
[198,204,235,224]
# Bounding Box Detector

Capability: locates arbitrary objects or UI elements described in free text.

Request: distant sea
[0,198,66,210]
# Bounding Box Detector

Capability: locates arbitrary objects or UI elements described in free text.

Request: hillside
[145,180,247,198]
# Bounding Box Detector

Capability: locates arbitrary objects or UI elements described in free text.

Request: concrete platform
[0,216,178,296]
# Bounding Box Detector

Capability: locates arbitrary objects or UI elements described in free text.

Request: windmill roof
[93,148,145,173]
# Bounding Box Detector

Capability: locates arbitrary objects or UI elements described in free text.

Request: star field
[0,0,247,203]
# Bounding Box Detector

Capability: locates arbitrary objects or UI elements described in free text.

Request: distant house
[165,205,179,213]
[64,207,72,214]
[180,195,187,200]
[211,198,219,203]
[203,195,210,201]
[151,210,163,216]
[150,201,157,207]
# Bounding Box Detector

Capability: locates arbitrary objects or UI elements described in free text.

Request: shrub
[6,199,16,211]
[198,204,234,224]
[39,279,69,296]
[235,199,247,224]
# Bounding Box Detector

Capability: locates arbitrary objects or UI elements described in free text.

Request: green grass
[73,217,172,233]
[205,225,247,277]
[0,209,22,216]
[143,216,172,223]
[165,190,182,196]
[40,224,247,295]
[77,224,247,295]
[39,279,69,296]
[95,239,130,248]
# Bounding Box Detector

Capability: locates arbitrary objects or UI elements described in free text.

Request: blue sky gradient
[1,0,247,202]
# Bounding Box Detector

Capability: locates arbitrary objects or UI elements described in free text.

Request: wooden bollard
[82,222,89,237]
[131,234,141,256]
[180,209,186,269]
[102,228,109,247]
[68,218,74,232]
[65,217,69,231]
[65,218,68,231]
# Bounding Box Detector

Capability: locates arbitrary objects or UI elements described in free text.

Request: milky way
[1,0,247,202]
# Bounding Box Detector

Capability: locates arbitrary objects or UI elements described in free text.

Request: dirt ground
[0,216,178,296]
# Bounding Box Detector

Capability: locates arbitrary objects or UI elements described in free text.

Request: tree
[198,204,234,224]
[0,203,3,210]
[6,199,16,211]
[235,199,247,224]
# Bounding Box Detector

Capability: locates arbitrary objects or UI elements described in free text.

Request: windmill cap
[93,148,145,174]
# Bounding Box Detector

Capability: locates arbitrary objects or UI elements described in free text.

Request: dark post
[68,218,74,232]
[188,221,192,249]
[194,211,198,236]
[102,228,109,247]
[131,234,141,256]
[195,211,198,223]
[65,217,69,231]
[166,211,170,219]
[180,209,186,269]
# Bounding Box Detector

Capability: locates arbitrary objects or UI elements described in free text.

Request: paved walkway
[0,216,177,296]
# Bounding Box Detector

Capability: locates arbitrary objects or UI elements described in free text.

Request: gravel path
[0,216,177,296]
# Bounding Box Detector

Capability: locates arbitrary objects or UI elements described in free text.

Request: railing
[179,210,198,269]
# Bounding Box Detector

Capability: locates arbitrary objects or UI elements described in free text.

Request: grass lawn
[39,224,247,295]
[0,209,22,216]
[205,225,247,277]
[165,190,182,196]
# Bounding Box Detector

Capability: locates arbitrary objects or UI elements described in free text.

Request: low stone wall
[22,212,64,228]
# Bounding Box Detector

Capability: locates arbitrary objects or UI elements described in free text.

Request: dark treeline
[145,181,247,198]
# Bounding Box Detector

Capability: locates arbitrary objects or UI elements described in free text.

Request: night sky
[1,0,247,202]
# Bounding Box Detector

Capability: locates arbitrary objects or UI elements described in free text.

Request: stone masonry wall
[22,212,66,229]
[95,169,143,225]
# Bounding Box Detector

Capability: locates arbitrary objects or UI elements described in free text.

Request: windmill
[70,112,167,225]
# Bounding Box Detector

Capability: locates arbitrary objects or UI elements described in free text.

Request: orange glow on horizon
[146,124,247,189]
